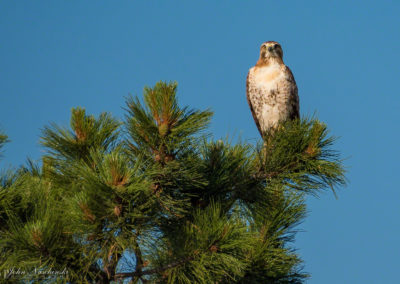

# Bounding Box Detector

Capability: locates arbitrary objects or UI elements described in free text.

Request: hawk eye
[274,44,279,49]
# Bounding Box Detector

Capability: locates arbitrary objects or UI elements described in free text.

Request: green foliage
[149,202,253,284]
[0,81,346,283]
[256,118,346,196]
[41,107,120,162]
[0,131,8,158]
[125,81,213,164]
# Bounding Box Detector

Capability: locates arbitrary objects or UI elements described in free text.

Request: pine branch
[133,232,144,276]
[125,81,212,165]
[103,244,121,280]
[254,118,346,195]
[0,132,8,158]
[114,255,195,280]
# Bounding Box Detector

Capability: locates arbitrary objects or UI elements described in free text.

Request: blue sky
[1,1,399,283]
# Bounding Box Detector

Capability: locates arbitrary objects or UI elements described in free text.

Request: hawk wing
[246,71,263,136]
[285,66,300,120]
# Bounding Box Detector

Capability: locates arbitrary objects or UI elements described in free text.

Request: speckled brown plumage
[246,41,299,137]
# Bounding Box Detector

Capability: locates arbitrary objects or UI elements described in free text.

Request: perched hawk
[246,41,299,137]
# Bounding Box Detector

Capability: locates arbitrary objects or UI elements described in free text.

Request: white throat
[253,63,283,89]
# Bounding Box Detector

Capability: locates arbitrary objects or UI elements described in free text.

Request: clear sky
[1,1,399,283]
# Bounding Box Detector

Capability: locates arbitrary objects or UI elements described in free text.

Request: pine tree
[0,81,345,283]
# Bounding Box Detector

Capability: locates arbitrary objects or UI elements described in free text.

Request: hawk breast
[246,64,299,135]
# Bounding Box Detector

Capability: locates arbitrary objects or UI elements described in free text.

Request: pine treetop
[0,81,345,283]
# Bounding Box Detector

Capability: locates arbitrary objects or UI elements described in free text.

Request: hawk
[246,41,299,137]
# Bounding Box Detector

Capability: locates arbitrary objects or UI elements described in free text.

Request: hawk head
[259,41,283,63]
